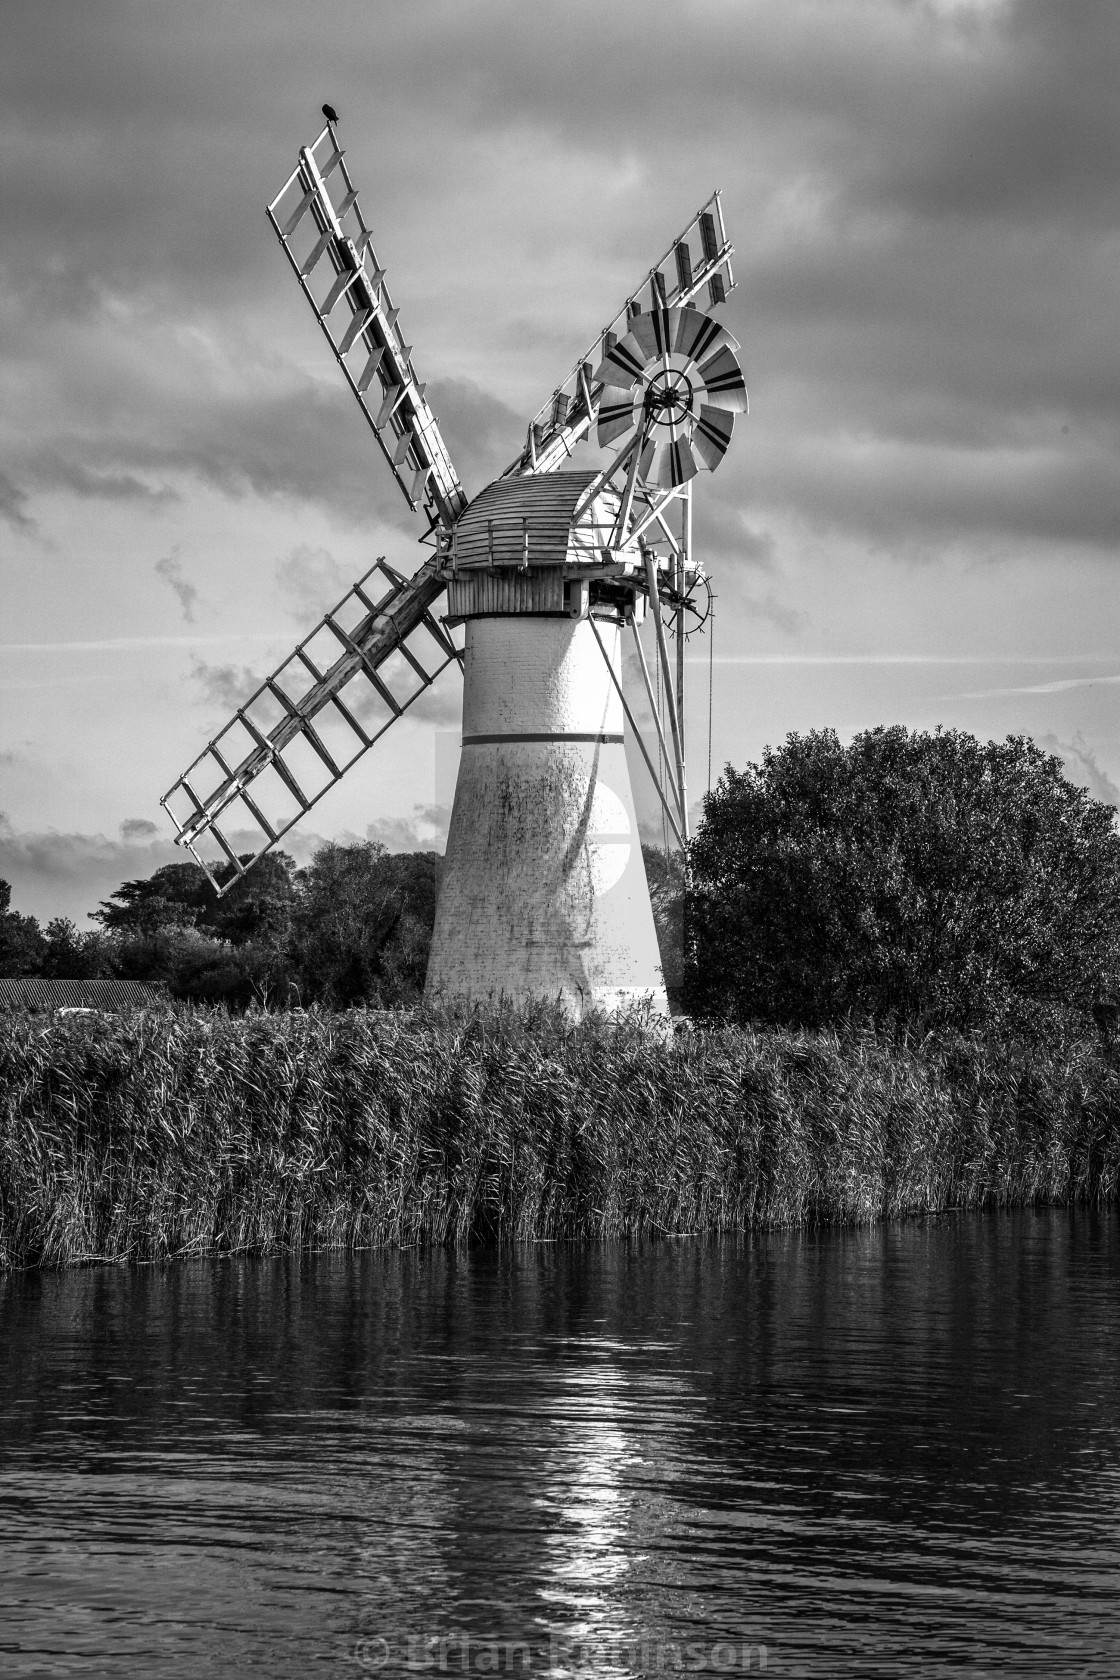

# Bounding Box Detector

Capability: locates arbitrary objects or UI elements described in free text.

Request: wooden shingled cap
[451,470,602,571]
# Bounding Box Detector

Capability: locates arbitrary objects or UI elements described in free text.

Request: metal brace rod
[653,508,683,551]
[610,419,649,547]
[677,484,691,845]
[572,432,638,526]
[629,484,686,548]
[644,554,689,843]
[587,614,685,853]
[628,618,686,830]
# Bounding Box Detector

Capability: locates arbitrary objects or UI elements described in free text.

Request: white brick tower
[425,472,669,1014]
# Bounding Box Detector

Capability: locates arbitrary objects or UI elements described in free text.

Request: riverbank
[2,1006,1118,1267]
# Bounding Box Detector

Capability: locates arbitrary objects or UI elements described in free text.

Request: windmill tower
[161,117,746,1015]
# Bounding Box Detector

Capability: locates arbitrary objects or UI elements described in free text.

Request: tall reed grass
[1,1005,1118,1268]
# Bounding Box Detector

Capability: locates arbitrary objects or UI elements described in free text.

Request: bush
[686,727,1120,1034]
[0,880,46,978]
[289,842,439,1008]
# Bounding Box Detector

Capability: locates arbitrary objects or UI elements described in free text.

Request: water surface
[2,1210,1118,1676]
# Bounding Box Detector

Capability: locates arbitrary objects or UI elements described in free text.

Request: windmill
[161,115,747,1015]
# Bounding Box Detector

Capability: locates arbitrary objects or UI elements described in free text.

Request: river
[2,1209,1118,1676]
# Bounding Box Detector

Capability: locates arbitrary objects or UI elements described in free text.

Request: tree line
[0,840,684,1014]
[4,725,1119,1036]
[0,844,440,1010]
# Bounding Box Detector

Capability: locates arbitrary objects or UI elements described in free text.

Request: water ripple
[1,1209,1118,1676]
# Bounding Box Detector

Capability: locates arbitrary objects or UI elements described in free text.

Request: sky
[2,0,1120,922]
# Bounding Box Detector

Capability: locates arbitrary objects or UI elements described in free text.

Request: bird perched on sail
[322,102,339,124]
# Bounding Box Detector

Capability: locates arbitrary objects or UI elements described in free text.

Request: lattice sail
[502,191,735,480]
[268,124,467,531]
[162,560,460,892]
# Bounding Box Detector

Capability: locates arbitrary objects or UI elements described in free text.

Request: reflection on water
[1,1210,1119,1676]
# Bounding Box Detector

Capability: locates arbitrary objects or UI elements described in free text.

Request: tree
[93,862,211,935]
[87,843,438,1009]
[203,851,297,948]
[685,727,1120,1034]
[93,852,298,1004]
[40,917,112,980]
[94,852,296,945]
[0,880,46,978]
[290,841,440,1007]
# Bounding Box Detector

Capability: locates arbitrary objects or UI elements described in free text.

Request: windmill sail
[268,125,468,532]
[162,559,461,891]
[502,191,735,480]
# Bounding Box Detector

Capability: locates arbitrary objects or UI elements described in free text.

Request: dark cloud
[162,385,402,525]
[38,380,412,532]
[865,1,1120,231]
[693,492,777,573]
[8,366,523,538]
[120,817,160,840]
[751,432,1120,555]
[425,379,527,499]
[6,0,1117,564]
[43,460,177,505]
[0,467,33,530]
[0,814,336,922]
[155,550,200,624]
[0,816,184,922]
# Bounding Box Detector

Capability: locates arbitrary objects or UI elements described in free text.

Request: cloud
[735,591,810,636]
[0,816,185,922]
[399,670,464,728]
[155,549,200,623]
[748,425,1120,560]
[366,803,451,853]
[101,384,396,528]
[120,817,159,840]
[6,0,1119,567]
[189,640,461,736]
[862,1,1120,232]
[952,672,1120,700]
[190,659,261,711]
[693,495,777,573]
[0,633,292,654]
[1039,732,1120,810]
[425,378,527,499]
[0,467,34,530]
[276,544,347,621]
[44,459,177,506]
[0,813,340,922]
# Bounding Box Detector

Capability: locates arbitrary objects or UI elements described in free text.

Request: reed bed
[1,1005,1119,1268]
